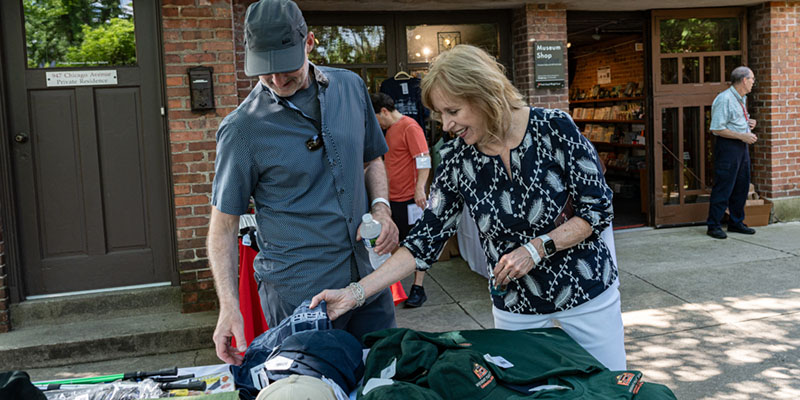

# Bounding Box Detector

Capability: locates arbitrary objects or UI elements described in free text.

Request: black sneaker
[728,224,756,235]
[707,227,727,239]
[405,284,427,308]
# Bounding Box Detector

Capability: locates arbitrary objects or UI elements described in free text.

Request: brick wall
[0,216,8,333]
[512,4,568,111]
[748,3,800,199]
[161,0,239,313]
[569,36,645,95]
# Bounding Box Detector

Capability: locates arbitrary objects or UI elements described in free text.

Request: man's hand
[358,203,398,255]
[741,132,757,145]
[212,306,247,365]
[748,118,757,130]
[310,288,356,321]
[414,186,427,210]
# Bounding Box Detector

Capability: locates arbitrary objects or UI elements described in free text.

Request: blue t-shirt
[212,65,387,307]
[380,77,427,131]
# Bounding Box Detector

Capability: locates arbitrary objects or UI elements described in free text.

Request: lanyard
[739,100,749,121]
[734,89,750,133]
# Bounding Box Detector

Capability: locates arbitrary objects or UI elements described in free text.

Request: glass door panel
[682,106,702,193]
[682,58,700,83]
[704,106,714,187]
[661,107,680,205]
[24,0,136,68]
[724,55,742,81]
[661,58,678,84]
[704,56,721,82]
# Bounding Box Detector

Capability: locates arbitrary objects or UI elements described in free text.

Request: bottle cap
[362,213,372,223]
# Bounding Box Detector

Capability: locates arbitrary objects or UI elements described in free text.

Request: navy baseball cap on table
[244,0,308,76]
[232,300,332,399]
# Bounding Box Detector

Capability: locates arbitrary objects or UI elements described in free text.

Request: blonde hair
[421,44,526,145]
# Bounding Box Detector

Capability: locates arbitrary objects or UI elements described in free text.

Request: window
[24,0,136,68]
[309,24,388,93]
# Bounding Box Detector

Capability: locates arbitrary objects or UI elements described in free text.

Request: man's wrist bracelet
[347,282,366,308]
[523,242,542,265]
[371,197,391,210]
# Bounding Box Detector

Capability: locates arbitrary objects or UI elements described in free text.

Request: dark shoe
[405,284,427,308]
[707,227,727,239]
[728,224,756,234]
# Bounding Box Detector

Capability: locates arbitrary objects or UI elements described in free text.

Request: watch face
[544,238,557,256]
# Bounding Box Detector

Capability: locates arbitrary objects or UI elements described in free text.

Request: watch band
[537,234,557,258]
[523,242,541,265]
[370,197,391,209]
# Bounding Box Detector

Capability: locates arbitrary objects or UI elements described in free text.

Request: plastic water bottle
[361,213,391,269]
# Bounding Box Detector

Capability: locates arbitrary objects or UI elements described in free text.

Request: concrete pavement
[25,222,800,399]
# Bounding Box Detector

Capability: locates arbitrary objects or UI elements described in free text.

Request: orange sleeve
[404,122,429,158]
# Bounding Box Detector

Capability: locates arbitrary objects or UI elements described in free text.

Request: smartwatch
[537,234,557,258]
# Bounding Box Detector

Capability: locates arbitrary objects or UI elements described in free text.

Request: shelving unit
[570,97,648,217]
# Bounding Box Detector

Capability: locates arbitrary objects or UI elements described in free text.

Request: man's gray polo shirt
[212,65,387,307]
[711,86,749,134]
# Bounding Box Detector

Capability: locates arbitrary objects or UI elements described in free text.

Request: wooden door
[1,0,174,296]
[650,8,747,226]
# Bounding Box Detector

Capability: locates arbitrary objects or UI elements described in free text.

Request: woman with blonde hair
[313,44,625,370]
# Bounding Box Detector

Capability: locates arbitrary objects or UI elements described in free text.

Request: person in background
[371,92,431,308]
[313,45,626,370]
[207,0,398,365]
[706,66,758,239]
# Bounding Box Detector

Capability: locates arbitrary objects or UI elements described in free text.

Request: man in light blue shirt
[706,66,758,239]
[207,0,399,365]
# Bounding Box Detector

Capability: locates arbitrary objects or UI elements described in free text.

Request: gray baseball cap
[244,0,308,76]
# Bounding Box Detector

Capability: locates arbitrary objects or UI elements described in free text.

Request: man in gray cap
[207,0,398,365]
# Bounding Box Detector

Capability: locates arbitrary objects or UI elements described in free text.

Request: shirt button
[348,217,353,223]
[339,188,345,194]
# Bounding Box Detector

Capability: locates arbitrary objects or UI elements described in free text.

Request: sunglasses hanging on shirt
[305,134,323,151]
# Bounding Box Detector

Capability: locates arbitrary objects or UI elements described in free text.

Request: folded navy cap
[266,329,365,393]
[233,300,332,398]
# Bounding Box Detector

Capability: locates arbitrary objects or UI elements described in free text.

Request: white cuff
[523,242,541,265]
[371,197,391,209]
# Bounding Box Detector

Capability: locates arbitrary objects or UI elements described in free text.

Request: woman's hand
[310,287,357,321]
[493,245,537,286]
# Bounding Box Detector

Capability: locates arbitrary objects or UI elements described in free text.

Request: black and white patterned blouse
[402,107,616,315]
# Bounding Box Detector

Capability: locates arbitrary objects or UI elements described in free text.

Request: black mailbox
[188,66,214,111]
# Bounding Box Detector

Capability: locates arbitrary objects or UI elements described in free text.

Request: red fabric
[390,281,408,305]
[233,239,268,349]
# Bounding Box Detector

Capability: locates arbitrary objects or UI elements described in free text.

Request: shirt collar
[258,63,329,102]
[729,85,745,103]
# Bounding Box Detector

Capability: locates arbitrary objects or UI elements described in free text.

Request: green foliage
[310,25,386,65]
[66,18,136,66]
[659,18,740,54]
[23,0,131,68]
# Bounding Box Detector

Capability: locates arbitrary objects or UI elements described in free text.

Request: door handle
[14,132,28,143]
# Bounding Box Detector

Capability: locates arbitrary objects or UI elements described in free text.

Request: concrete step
[10,285,182,329]
[0,286,218,370]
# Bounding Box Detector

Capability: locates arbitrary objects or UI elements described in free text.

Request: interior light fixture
[415,34,421,40]
[422,47,431,56]
[567,42,571,48]
[592,28,601,41]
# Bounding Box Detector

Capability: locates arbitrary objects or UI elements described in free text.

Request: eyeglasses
[305,134,323,151]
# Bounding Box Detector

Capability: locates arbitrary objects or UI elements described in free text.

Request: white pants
[492,280,627,370]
